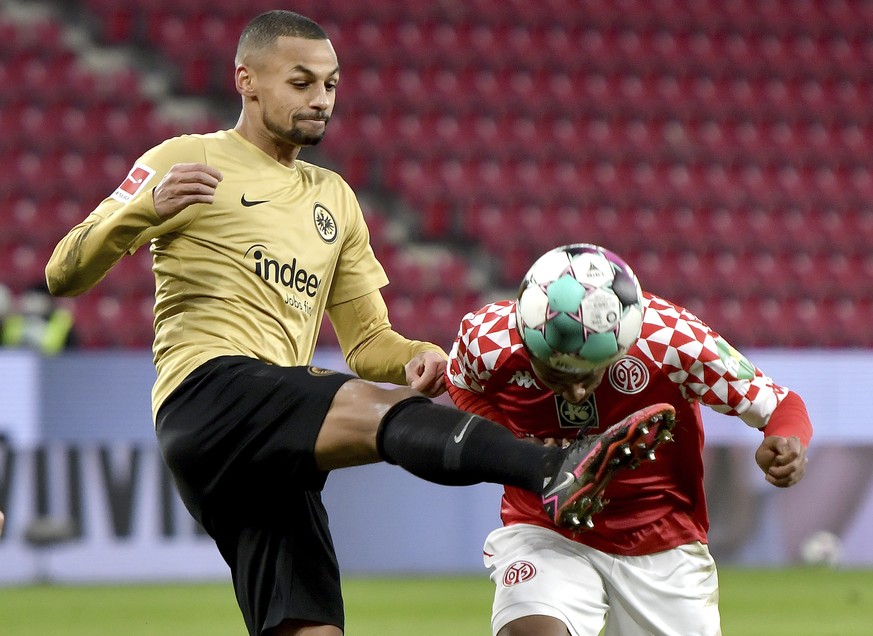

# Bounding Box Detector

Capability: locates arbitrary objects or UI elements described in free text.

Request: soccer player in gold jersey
[45,10,671,636]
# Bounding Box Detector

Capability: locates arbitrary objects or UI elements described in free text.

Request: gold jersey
[49,130,392,417]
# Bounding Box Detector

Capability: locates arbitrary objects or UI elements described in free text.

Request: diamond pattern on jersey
[637,294,786,427]
[448,300,524,394]
[449,294,787,430]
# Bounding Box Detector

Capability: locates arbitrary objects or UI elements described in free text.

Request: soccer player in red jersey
[446,245,811,636]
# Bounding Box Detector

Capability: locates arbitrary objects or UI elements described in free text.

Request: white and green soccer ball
[516,244,644,373]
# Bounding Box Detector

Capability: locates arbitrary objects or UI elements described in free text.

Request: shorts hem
[492,602,575,636]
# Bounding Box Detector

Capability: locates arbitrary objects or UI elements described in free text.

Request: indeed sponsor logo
[245,244,320,316]
[245,244,321,298]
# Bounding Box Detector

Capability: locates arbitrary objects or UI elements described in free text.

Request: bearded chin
[265,116,326,146]
[288,127,325,146]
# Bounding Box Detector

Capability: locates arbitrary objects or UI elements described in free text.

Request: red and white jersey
[446,292,795,556]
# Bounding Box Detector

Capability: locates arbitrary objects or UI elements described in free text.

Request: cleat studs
[659,430,674,443]
[584,516,594,529]
[637,442,648,449]
[647,450,657,461]
[639,425,649,435]
[620,444,632,456]
[565,512,581,527]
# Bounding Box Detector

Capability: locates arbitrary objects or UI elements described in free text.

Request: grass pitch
[1,567,871,635]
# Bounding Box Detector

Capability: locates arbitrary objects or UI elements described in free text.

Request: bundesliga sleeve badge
[111,164,156,203]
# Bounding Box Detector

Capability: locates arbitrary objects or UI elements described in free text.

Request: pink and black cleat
[541,403,677,530]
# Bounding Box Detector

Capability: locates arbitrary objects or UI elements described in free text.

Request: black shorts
[155,356,355,635]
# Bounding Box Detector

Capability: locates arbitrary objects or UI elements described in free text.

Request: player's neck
[233,119,301,167]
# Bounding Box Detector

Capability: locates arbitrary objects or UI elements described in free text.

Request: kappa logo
[503,561,537,586]
[313,203,337,243]
[509,370,540,389]
[111,164,155,203]
[609,356,650,395]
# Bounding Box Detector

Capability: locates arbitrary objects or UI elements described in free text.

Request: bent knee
[316,382,428,470]
[333,380,425,417]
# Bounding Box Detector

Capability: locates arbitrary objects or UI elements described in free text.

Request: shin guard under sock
[376,397,560,492]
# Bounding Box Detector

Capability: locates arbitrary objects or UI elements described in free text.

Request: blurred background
[1,0,872,587]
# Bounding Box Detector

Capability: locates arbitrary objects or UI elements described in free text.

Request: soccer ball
[516,244,644,373]
[799,531,842,567]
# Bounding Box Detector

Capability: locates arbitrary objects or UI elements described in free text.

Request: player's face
[530,357,606,404]
[255,36,339,146]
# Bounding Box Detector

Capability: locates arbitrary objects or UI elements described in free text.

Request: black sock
[376,397,560,493]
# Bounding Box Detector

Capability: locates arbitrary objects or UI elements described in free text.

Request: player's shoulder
[152,128,280,156]
[449,299,527,390]
[453,300,525,364]
[458,299,520,339]
[143,130,222,161]
[635,292,719,367]
[641,292,709,331]
[294,158,350,189]
[160,130,224,146]
[642,291,683,314]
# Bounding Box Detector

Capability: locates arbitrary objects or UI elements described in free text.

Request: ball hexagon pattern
[516,244,644,373]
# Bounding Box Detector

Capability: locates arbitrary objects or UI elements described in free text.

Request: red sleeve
[762,390,812,447]
[446,382,511,428]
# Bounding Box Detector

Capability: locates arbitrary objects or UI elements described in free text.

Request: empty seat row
[377,153,873,213]
[686,295,873,348]
[327,107,873,168]
[6,2,872,350]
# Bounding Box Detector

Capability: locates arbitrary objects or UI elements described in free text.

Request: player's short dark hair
[236,10,328,64]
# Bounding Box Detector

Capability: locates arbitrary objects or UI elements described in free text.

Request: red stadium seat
[8,0,873,348]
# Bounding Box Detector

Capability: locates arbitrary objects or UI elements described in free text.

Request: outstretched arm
[329,290,447,396]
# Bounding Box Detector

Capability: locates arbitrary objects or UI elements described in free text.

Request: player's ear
[236,64,255,96]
